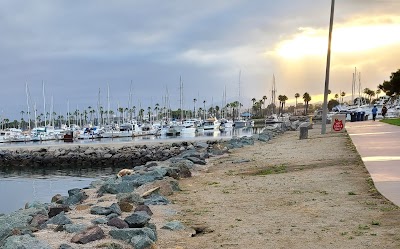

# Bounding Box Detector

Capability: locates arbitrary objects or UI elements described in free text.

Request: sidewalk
[346,120,400,206]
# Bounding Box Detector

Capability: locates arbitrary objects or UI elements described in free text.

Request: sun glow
[274,16,400,59]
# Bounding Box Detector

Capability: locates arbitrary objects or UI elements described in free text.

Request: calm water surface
[0,127,264,214]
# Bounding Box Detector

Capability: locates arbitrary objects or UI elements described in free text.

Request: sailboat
[234,70,252,128]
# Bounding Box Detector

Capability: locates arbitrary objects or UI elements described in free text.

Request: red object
[333,119,344,132]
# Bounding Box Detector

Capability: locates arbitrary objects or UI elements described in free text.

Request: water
[0,127,265,214]
[0,175,96,214]
[0,127,259,148]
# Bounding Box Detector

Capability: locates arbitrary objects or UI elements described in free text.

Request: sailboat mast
[238,70,241,120]
[25,82,31,130]
[107,84,110,125]
[179,76,183,121]
[42,81,46,126]
[272,74,277,114]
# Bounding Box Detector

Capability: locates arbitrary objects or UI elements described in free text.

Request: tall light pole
[321,0,335,134]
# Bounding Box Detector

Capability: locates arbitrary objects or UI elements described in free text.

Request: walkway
[346,120,400,206]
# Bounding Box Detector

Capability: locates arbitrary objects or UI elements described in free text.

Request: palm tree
[88,106,92,123]
[193,99,197,118]
[303,92,311,115]
[262,96,267,108]
[334,93,339,101]
[203,100,206,120]
[154,103,159,121]
[215,105,220,118]
[147,107,152,122]
[294,93,300,115]
[340,91,346,104]
[278,95,288,113]
[376,89,381,99]
[251,98,256,106]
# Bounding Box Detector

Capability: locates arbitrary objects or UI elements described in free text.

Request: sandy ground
[35,125,400,248]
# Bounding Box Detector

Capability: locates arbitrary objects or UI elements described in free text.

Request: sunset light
[274,16,400,59]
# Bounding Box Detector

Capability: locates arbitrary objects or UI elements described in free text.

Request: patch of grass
[205,181,220,186]
[319,190,328,195]
[358,224,370,230]
[371,220,380,226]
[380,118,400,126]
[255,164,287,175]
[348,191,357,195]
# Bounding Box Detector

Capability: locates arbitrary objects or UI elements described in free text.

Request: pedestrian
[372,105,378,121]
[382,105,388,119]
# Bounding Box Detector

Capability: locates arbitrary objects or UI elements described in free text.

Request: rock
[109,203,122,215]
[116,193,144,205]
[48,206,70,218]
[131,235,155,249]
[71,226,105,244]
[118,201,134,212]
[185,156,206,165]
[90,206,112,216]
[59,243,75,249]
[134,205,153,216]
[124,211,151,228]
[30,214,48,227]
[91,218,108,224]
[161,220,185,230]
[51,194,63,203]
[0,212,33,242]
[107,217,129,229]
[144,194,170,205]
[3,234,52,249]
[45,211,72,226]
[106,213,119,220]
[109,227,157,242]
[65,224,87,233]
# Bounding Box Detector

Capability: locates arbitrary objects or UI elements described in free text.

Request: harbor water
[0,127,264,214]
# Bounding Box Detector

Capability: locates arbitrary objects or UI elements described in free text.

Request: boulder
[109,227,157,242]
[161,220,185,230]
[71,226,105,244]
[124,211,151,228]
[107,217,129,229]
[3,234,52,249]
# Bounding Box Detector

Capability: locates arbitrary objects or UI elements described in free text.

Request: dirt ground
[154,125,400,249]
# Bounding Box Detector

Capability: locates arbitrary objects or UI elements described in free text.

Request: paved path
[346,120,400,206]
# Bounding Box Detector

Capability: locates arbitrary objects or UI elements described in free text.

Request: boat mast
[238,70,241,120]
[107,83,110,125]
[180,76,183,121]
[42,81,46,126]
[67,99,70,127]
[25,82,31,130]
[272,74,277,114]
[97,88,101,126]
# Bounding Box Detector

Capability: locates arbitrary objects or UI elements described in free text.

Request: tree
[376,89,381,99]
[193,99,197,118]
[363,88,375,103]
[303,92,311,115]
[278,95,287,114]
[294,93,300,115]
[340,91,346,104]
[327,99,340,111]
[334,93,339,101]
[262,96,267,108]
[378,69,400,96]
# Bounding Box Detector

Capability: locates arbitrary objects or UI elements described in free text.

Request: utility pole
[321,0,335,134]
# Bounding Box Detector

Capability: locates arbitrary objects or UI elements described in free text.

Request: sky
[1,0,400,121]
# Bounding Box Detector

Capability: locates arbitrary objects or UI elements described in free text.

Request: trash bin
[360,112,365,121]
[364,114,369,121]
[299,126,308,139]
[356,112,361,121]
[350,112,357,122]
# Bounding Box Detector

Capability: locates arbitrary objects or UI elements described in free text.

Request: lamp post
[321,0,335,134]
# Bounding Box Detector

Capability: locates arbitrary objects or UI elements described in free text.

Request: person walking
[382,105,388,119]
[372,105,378,121]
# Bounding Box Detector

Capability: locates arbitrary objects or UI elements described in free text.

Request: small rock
[71,226,105,244]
